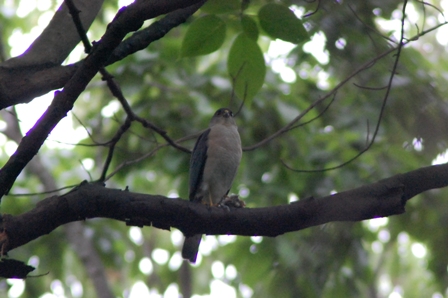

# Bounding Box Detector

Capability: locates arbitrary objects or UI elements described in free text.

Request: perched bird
[182,108,242,263]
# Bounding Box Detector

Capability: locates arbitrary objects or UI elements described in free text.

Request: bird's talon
[218,203,231,212]
[219,194,246,209]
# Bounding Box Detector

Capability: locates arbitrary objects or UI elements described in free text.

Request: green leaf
[258,3,309,44]
[227,33,266,101]
[201,0,240,14]
[241,15,259,40]
[180,15,226,57]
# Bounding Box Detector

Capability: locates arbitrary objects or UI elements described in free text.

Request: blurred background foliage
[0,0,448,297]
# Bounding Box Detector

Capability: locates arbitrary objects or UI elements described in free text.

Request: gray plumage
[182,108,242,263]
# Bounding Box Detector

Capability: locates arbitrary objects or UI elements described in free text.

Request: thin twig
[71,112,100,144]
[103,74,191,153]
[282,0,409,172]
[6,184,79,196]
[99,116,132,181]
[303,0,321,18]
[230,61,247,116]
[0,0,205,199]
[64,0,93,53]
[65,0,192,181]
[353,83,389,91]
[78,159,93,181]
[286,93,337,132]
[348,4,396,44]
[105,132,200,181]
[243,16,448,152]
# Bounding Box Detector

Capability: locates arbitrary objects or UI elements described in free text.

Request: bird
[182,108,242,263]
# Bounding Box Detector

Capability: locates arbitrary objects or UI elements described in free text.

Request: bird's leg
[208,193,214,206]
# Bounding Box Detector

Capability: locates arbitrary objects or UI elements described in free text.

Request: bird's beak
[223,110,231,118]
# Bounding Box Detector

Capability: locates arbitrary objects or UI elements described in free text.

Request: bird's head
[209,108,236,127]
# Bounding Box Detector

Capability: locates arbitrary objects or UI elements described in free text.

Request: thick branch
[1,108,113,297]
[2,0,103,68]
[2,163,447,253]
[0,0,103,109]
[106,0,205,65]
[0,1,203,110]
[0,0,204,198]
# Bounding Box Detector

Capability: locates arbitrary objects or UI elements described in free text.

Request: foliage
[0,0,447,297]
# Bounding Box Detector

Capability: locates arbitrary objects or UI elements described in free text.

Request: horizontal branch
[2,163,448,253]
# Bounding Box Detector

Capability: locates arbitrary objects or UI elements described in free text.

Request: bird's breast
[201,124,242,204]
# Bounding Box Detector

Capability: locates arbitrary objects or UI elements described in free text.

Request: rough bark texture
[0,0,103,109]
[2,163,447,253]
[2,109,114,298]
[0,0,205,198]
[0,0,204,110]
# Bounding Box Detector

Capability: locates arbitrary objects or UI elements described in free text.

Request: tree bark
[0,0,205,110]
[1,108,114,298]
[0,0,206,199]
[2,162,447,254]
[0,0,103,109]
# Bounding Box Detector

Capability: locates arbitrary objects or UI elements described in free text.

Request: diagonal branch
[0,0,205,199]
[2,162,448,254]
[65,0,194,154]
[1,0,103,69]
[281,0,409,172]
[0,0,204,110]
[65,0,191,167]
[64,0,95,54]
[107,0,206,65]
[0,0,102,110]
[99,116,132,181]
[243,18,448,152]
[105,131,199,181]
[104,74,191,153]
[1,106,114,298]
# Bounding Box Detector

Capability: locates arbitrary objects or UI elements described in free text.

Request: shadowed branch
[2,162,448,254]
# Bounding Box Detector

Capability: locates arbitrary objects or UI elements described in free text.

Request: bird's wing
[189,128,210,201]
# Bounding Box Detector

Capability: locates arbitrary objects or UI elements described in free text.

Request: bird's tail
[182,234,202,263]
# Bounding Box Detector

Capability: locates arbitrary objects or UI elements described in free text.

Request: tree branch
[104,74,192,153]
[1,107,114,297]
[2,0,103,68]
[0,0,204,199]
[0,0,102,109]
[106,0,206,65]
[2,163,447,254]
[0,1,204,110]
[242,20,448,152]
[280,0,408,173]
